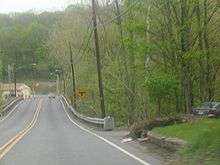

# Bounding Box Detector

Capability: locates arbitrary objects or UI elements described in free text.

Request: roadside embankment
[152,118,220,164]
[130,117,220,164]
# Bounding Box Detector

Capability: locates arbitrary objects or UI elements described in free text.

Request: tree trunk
[69,43,77,109]
[115,0,135,125]
[196,0,206,102]
[158,98,161,117]
[92,0,106,118]
[203,0,214,101]
[180,0,193,113]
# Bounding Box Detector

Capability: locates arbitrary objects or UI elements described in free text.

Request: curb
[147,131,187,151]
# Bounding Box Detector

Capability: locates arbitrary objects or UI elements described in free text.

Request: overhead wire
[94,0,140,28]
[67,20,93,65]
[64,0,144,104]
[70,0,140,65]
[93,0,143,97]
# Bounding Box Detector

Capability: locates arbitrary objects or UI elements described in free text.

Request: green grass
[152,118,220,164]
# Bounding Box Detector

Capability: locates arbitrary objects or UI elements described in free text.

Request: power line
[75,29,93,64]
[95,0,140,28]
[67,20,93,65]
[69,0,140,65]
[77,20,93,55]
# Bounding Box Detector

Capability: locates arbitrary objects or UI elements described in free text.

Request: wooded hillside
[0,0,219,126]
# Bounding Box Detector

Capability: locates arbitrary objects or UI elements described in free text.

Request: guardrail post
[104,116,114,131]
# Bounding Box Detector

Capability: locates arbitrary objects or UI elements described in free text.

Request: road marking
[0,101,22,124]
[60,100,151,165]
[0,99,43,160]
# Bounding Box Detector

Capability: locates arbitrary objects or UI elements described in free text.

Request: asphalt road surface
[0,96,163,165]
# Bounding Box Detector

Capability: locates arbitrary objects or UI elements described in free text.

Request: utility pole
[8,65,12,83]
[13,53,18,97]
[32,64,37,97]
[56,73,60,95]
[61,70,66,95]
[115,0,123,38]
[13,64,17,97]
[69,42,77,109]
[91,0,106,118]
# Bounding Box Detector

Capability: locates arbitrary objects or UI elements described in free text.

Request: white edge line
[0,101,23,123]
[60,99,151,165]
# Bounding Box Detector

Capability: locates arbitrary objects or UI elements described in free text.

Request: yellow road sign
[77,89,87,99]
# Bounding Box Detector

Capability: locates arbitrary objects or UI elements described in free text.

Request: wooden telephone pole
[91,0,106,118]
[69,42,77,109]
[14,64,17,97]
[14,53,18,97]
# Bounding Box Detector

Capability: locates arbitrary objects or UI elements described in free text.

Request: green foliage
[145,73,178,101]
[124,20,145,34]
[145,72,179,116]
[46,0,220,125]
[0,12,58,81]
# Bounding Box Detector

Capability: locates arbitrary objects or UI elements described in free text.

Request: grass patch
[152,118,220,164]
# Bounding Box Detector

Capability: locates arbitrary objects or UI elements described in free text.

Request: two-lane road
[0,96,162,165]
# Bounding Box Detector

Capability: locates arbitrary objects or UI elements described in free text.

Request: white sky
[0,0,84,14]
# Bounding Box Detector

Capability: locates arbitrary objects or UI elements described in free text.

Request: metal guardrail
[61,95,114,131]
[0,97,23,117]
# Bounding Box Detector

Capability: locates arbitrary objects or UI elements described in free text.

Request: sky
[0,0,83,14]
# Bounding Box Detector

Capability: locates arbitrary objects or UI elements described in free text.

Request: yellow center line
[0,98,43,160]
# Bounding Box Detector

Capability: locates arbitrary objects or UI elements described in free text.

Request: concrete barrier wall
[147,131,187,151]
